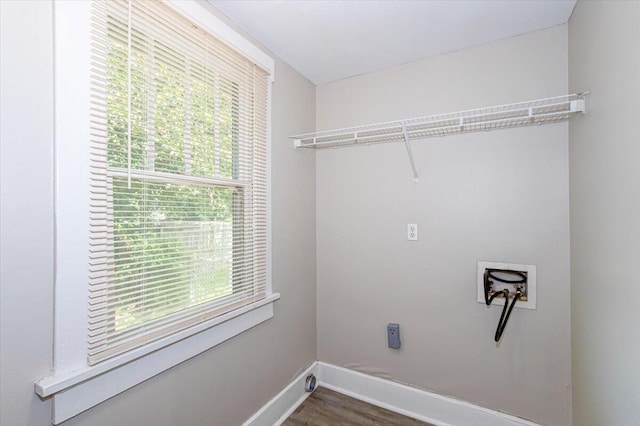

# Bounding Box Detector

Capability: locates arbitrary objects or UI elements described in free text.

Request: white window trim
[36,1,276,423]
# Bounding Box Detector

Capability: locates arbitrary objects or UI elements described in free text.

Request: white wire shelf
[291,93,587,150]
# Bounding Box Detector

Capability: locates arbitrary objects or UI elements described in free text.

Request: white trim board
[46,300,278,424]
[317,363,540,426]
[243,362,319,426]
[164,0,275,81]
[245,361,541,426]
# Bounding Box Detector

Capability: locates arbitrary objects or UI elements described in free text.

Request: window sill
[35,294,280,424]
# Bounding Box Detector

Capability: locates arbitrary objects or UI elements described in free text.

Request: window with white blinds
[88,0,269,364]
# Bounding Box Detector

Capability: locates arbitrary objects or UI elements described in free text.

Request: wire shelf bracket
[290,93,588,181]
[401,121,419,183]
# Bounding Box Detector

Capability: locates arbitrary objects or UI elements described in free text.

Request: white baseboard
[317,362,540,426]
[243,361,540,426]
[243,362,318,426]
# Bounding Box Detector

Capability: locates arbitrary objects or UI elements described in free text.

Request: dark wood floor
[282,387,434,426]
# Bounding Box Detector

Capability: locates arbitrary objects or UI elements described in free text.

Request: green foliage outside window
[106,22,238,331]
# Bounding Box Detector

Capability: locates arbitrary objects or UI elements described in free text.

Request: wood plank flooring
[282,387,434,426]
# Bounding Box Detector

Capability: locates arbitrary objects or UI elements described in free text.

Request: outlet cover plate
[477,261,536,310]
[407,224,418,241]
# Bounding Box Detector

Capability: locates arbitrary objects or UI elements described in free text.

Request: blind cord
[126,0,132,189]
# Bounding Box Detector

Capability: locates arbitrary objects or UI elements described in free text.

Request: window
[37,1,276,422]
[89,0,269,365]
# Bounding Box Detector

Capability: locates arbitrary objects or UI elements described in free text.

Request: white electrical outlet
[407,224,418,241]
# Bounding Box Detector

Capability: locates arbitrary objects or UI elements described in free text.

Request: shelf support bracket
[401,122,419,183]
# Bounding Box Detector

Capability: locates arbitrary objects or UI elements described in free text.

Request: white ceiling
[209,0,576,85]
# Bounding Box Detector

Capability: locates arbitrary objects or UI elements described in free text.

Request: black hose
[484,269,525,304]
[494,290,522,342]
[488,288,508,305]
[483,269,526,342]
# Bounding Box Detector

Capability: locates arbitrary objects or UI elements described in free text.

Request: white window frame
[35,2,276,424]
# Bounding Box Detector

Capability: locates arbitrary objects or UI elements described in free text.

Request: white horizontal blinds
[252,67,269,292]
[89,0,269,364]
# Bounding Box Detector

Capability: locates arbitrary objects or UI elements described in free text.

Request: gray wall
[0,1,317,425]
[5,2,639,425]
[315,26,572,426]
[568,2,640,425]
